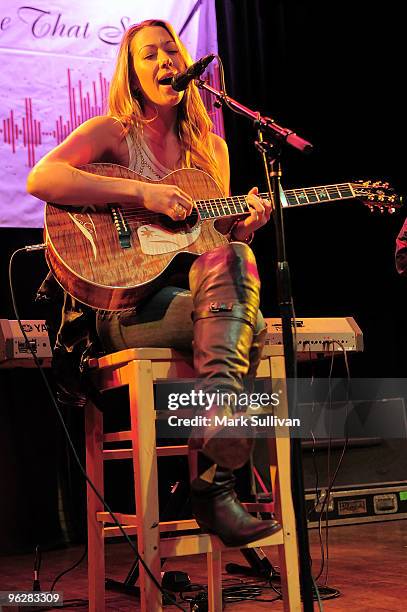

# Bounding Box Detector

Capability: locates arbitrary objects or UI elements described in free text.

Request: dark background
[215,0,406,376]
[0,1,406,554]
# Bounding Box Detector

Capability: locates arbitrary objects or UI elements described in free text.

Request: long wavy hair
[108,19,224,192]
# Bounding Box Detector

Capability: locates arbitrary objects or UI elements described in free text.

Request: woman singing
[27,19,279,546]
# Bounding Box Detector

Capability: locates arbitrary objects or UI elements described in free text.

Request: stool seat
[85,344,301,611]
[88,344,293,369]
[88,346,194,370]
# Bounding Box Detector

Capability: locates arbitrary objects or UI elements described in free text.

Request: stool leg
[270,355,301,612]
[207,550,223,611]
[126,359,162,612]
[85,400,105,612]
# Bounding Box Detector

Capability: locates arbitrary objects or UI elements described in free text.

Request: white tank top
[124,130,173,180]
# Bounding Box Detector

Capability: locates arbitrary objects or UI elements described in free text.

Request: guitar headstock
[351,180,402,214]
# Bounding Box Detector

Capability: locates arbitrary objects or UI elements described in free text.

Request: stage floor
[1,520,406,611]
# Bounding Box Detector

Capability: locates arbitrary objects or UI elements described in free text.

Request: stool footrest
[97,511,275,529]
[97,512,199,532]
[160,530,284,557]
[103,445,189,460]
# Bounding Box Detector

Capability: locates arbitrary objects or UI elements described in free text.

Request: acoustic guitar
[44,163,401,310]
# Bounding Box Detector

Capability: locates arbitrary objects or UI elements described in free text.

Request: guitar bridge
[109,205,131,248]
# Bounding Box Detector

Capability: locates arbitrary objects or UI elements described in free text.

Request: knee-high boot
[188,243,280,545]
[188,243,260,469]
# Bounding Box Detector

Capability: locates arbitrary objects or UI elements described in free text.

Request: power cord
[181,575,339,609]
[180,580,281,607]
[50,545,88,593]
[305,340,351,603]
[314,342,350,585]
[9,246,187,612]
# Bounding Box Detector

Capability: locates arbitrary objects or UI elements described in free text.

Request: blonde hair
[108,19,224,193]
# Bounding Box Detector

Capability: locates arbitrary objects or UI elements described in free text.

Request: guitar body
[44,164,230,310]
[44,163,400,310]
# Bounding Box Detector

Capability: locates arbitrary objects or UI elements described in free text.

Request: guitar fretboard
[194,183,356,219]
[283,183,354,207]
[195,196,250,219]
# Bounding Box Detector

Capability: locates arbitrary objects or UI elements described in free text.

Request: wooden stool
[85,345,301,611]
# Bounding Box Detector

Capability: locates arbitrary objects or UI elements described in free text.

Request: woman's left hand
[231,187,272,242]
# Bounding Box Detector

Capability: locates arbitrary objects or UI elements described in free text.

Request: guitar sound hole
[160,208,200,233]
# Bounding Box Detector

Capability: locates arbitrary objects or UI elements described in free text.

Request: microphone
[170,54,215,91]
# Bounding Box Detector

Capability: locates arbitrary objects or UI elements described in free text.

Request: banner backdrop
[0,0,222,227]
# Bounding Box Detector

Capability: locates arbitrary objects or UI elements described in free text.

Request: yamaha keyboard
[0,317,363,367]
[264,317,363,356]
[0,319,52,367]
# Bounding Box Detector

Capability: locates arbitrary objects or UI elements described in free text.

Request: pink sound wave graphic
[1,66,224,168]
[1,69,110,167]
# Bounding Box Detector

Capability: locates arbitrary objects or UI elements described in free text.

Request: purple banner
[0,0,222,227]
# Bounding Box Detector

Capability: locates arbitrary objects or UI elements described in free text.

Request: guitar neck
[196,183,356,219]
[195,195,251,219]
[282,183,355,207]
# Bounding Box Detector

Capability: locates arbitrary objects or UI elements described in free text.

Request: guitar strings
[120,199,253,223]
[122,199,255,213]
[121,211,247,224]
[110,182,363,218]
[76,181,388,221]
[117,207,248,219]
[122,204,251,215]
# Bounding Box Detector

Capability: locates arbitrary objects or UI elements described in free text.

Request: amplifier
[264,317,363,353]
[0,319,52,363]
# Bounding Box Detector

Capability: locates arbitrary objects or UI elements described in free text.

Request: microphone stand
[197,78,315,610]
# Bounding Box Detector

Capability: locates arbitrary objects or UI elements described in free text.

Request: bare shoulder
[76,115,123,136]
[70,115,125,149]
[39,115,126,167]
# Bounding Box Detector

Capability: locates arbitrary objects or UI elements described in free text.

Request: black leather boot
[188,244,281,545]
[191,462,281,546]
[188,243,262,470]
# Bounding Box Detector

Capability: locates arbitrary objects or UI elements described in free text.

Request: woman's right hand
[141,182,194,221]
